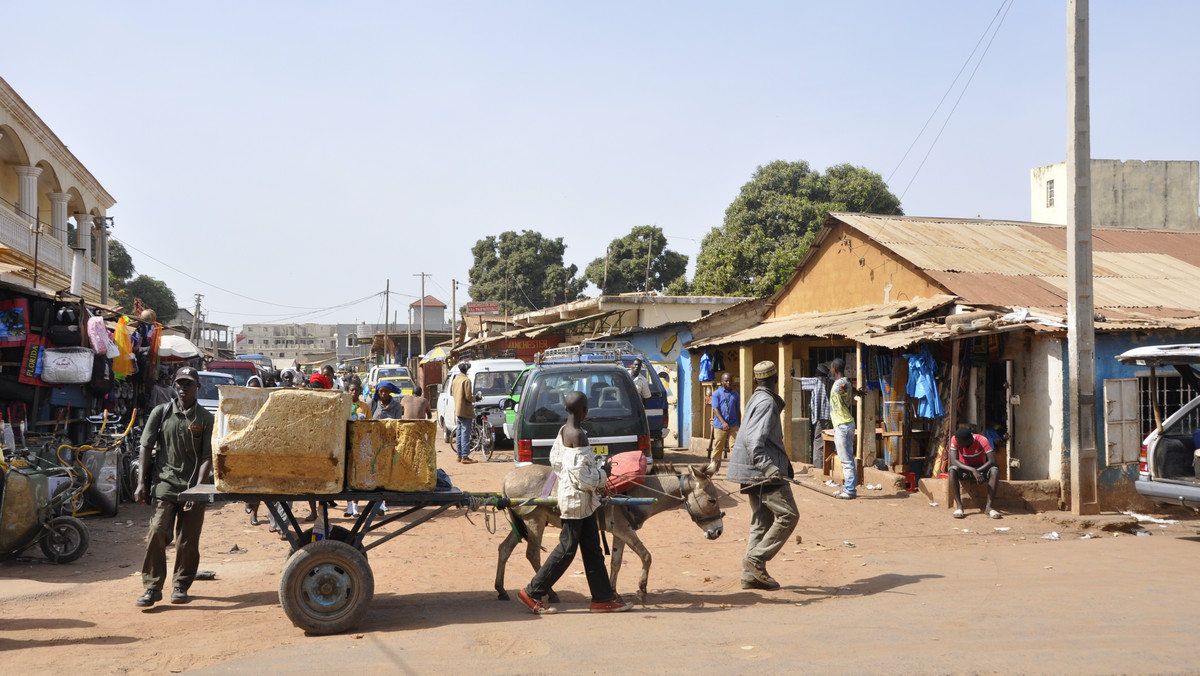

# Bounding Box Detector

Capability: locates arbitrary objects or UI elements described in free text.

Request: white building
[0,77,114,303]
[1031,159,1200,231]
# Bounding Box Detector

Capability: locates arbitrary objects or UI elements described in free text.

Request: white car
[197,370,237,415]
[437,359,527,443]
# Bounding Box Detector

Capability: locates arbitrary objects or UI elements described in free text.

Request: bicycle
[469,408,496,461]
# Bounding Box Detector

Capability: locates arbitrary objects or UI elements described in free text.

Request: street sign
[465,301,500,315]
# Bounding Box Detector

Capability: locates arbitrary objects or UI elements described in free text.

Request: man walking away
[726,361,798,591]
[710,372,740,460]
[401,386,432,420]
[134,367,214,607]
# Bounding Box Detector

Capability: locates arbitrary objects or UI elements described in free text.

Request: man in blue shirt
[710,372,740,460]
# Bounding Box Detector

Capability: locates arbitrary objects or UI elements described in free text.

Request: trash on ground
[1080,533,1095,540]
[843,541,855,548]
[195,570,217,580]
[1040,532,1060,540]
[928,502,939,507]
[863,483,883,490]
[1121,511,1178,525]
[226,544,248,554]
[823,480,837,487]
[1136,531,1152,537]
[994,527,1011,532]
[837,586,851,591]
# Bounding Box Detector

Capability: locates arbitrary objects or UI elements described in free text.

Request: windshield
[211,368,250,386]
[526,372,637,423]
[473,370,522,396]
[199,374,233,400]
[377,368,409,380]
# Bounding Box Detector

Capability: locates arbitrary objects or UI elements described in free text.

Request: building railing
[0,205,103,291]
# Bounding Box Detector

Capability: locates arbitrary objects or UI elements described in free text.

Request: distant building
[0,76,115,303]
[1031,159,1200,231]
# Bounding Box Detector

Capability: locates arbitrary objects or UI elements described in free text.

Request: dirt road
[2,439,1197,674]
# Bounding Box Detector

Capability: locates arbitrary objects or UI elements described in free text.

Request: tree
[468,230,585,315]
[582,226,688,295]
[691,160,903,297]
[109,240,135,280]
[113,275,179,320]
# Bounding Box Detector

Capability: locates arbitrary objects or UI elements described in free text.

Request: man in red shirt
[948,426,1001,519]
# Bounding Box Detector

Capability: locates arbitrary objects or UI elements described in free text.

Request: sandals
[249,518,261,526]
[988,509,1002,519]
[952,509,965,519]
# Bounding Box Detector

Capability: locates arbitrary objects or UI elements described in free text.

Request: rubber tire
[39,515,89,563]
[280,539,374,635]
[291,525,358,556]
[480,424,496,461]
[650,438,665,460]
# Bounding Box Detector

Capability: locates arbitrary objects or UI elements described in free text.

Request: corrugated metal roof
[686,295,957,349]
[830,213,1200,314]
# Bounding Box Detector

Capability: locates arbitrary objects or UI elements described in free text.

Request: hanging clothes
[113,316,135,380]
[903,346,944,419]
[699,351,714,382]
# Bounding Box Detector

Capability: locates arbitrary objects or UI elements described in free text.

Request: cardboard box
[346,419,437,491]
[213,388,350,494]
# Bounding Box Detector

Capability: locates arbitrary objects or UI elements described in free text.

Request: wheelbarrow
[0,462,90,563]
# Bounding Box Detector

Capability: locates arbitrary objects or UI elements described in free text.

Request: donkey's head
[678,457,724,540]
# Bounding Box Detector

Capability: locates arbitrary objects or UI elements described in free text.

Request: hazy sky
[3,1,1198,332]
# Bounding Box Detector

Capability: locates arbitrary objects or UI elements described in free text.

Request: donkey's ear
[698,458,721,478]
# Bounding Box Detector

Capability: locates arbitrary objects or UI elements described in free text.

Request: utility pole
[644,235,653,294]
[414,272,430,357]
[383,279,390,364]
[190,294,203,341]
[407,307,412,366]
[451,278,458,348]
[1067,0,1099,515]
[602,245,610,296]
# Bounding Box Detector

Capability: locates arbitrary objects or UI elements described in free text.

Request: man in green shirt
[134,366,214,607]
[829,358,862,500]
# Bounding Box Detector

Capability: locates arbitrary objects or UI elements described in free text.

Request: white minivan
[436,358,528,443]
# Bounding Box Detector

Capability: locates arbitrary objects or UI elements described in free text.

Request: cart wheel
[291,526,359,556]
[280,539,374,635]
[39,516,89,563]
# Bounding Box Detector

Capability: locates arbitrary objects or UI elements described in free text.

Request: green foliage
[113,275,179,320]
[108,240,135,281]
[468,230,585,315]
[583,225,688,295]
[692,160,902,297]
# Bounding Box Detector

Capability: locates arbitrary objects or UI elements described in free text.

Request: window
[247,339,254,345]
[1046,179,1055,208]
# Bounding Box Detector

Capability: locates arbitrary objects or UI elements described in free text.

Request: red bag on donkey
[605,451,647,494]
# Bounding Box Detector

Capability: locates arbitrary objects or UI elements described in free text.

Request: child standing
[518,390,633,615]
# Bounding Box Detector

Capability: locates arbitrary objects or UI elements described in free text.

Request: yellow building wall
[770,222,946,318]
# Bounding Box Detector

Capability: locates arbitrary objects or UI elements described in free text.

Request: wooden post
[778,340,794,460]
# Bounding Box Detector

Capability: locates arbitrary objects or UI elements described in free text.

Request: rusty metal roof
[830,213,1200,313]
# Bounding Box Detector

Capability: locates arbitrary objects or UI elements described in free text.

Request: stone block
[918,477,1063,512]
[213,388,350,494]
[346,419,437,491]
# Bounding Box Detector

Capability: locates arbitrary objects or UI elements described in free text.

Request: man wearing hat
[133,366,215,607]
[726,360,798,591]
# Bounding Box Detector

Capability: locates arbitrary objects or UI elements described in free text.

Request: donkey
[495,458,725,603]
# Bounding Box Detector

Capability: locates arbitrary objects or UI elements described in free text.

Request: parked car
[208,360,263,386]
[437,359,527,443]
[505,362,651,467]
[366,364,413,396]
[1115,344,1200,510]
[198,370,237,415]
[536,341,669,457]
[502,365,535,439]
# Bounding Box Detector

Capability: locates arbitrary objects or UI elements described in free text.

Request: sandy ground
[2,438,1199,675]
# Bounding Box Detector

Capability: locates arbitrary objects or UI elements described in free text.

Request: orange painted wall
[770,222,946,318]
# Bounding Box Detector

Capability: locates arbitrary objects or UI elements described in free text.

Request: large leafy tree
[691,160,903,297]
[108,240,179,319]
[583,225,688,295]
[468,230,585,315]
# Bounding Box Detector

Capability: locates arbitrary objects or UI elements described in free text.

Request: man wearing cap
[727,360,798,591]
[133,366,215,607]
[372,381,403,420]
[450,362,479,464]
[829,358,862,500]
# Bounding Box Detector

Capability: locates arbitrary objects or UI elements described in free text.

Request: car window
[212,368,250,386]
[474,370,521,396]
[510,368,531,397]
[378,368,408,379]
[525,371,637,424]
[199,375,234,400]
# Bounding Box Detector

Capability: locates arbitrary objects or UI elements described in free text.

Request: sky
[3,1,1198,332]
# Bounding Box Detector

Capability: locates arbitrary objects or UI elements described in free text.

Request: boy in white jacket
[518,391,634,615]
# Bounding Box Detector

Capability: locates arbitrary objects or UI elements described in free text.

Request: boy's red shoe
[589,599,634,613]
[517,589,557,615]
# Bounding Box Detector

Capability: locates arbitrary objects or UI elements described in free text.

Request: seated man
[948,425,1001,519]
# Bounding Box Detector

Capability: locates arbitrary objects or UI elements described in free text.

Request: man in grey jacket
[726,360,798,591]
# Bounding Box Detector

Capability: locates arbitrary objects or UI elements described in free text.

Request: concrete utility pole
[414,272,430,357]
[451,278,457,348]
[1067,0,1099,515]
[384,279,390,364]
[190,294,203,341]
